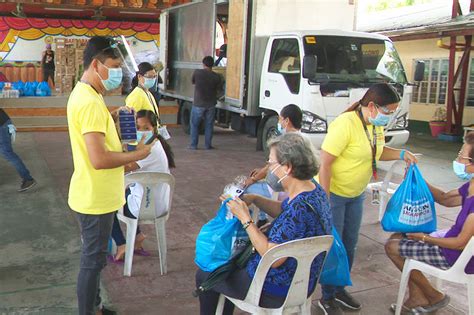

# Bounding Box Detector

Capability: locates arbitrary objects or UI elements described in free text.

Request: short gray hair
[267,133,319,180]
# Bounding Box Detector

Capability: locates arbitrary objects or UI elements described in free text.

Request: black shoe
[100,306,117,315]
[205,146,215,150]
[257,219,268,228]
[317,299,343,315]
[187,145,197,150]
[18,179,36,192]
[335,289,362,310]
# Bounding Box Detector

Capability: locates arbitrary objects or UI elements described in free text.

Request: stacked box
[54,38,88,95]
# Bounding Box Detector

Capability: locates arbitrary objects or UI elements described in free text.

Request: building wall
[394,38,474,126]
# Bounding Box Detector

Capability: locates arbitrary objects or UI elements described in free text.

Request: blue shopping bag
[382,164,436,233]
[319,227,352,287]
[302,200,352,287]
[36,81,51,96]
[195,199,249,272]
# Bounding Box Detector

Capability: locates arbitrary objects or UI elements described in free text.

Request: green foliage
[366,0,434,13]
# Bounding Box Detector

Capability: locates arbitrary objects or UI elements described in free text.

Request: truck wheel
[181,101,192,135]
[261,115,279,157]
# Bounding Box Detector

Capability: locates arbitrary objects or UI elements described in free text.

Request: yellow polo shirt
[67,82,125,215]
[125,86,160,116]
[320,111,385,198]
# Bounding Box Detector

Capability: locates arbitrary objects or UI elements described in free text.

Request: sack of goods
[382,164,437,233]
[195,198,249,272]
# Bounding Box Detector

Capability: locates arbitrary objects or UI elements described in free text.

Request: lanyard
[140,86,162,125]
[357,107,378,180]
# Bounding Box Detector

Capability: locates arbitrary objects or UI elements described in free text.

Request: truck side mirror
[303,55,317,80]
[414,61,425,82]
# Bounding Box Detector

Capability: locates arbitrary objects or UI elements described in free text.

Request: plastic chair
[394,236,474,315]
[215,235,334,315]
[117,171,175,277]
[367,160,404,221]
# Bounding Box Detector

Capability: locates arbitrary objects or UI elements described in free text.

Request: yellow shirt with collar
[319,111,385,198]
[125,86,159,116]
[67,82,125,215]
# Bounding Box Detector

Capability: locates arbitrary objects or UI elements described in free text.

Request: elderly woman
[385,132,474,314]
[195,133,332,314]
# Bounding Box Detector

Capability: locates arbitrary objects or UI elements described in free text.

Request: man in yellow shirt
[67,36,153,315]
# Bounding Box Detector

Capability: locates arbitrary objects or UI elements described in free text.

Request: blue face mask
[143,77,157,90]
[277,123,285,135]
[369,111,392,126]
[136,130,154,144]
[452,160,473,180]
[98,62,123,91]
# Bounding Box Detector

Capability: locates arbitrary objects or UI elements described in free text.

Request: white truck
[159,0,418,151]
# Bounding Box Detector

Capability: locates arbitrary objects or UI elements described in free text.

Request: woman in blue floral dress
[196,133,332,314]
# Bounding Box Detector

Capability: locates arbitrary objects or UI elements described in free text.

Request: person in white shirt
[110,110,175,262]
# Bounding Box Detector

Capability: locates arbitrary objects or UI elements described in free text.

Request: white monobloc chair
[366,160,404,222]
[395,236,474,315]
[215,235,334,315]
[117,171,175,277]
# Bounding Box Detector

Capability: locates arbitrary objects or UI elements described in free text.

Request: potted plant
[429,107,447,137]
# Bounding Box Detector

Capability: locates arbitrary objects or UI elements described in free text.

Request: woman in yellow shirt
[126,62,160,119]
[317,83,418,315]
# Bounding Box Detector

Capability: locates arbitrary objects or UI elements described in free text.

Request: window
[413,58,448,105]
[268,38,300,94]
[467,58,474,106]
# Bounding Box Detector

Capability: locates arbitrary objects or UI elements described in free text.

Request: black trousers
[195,268,286,315]
[43,68,55,84]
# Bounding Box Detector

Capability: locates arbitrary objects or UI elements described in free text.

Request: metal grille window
[413,59,449,105]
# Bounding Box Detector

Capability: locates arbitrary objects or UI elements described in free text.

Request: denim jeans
[322,192,365,300]
[0,120,33,181]
[76,211,115,315]
[244,181,271,221]
[190,105,215,149]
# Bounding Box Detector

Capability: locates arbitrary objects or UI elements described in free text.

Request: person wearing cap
[67,36,154,315]
[41,43,55,88]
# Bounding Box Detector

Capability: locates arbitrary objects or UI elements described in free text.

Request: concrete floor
[0,127,469,315]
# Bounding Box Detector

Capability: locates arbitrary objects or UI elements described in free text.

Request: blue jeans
[190,105,215,149]
[244,181,271,221]
[0,120,33,181]
[322,192,365,300]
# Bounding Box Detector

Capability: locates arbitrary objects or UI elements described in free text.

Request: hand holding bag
[382,164,437,233]
[195,199,250,272]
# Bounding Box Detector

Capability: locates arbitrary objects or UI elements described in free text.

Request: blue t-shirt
[246,183,332,296]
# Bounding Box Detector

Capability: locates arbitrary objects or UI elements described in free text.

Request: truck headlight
[391,113,409,130]
[301,111,327,133]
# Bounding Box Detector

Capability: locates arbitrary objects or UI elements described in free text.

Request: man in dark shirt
[42,44,55,88]
[0,109,36,191]
[189,56,222,150]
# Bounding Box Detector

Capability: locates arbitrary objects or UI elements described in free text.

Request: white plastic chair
[367,160,404,221]
[215,235,334,315]
[117,171,175,277]
[395,236,474,315]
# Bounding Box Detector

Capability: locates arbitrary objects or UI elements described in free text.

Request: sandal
[107,255,124,265]
[134,248,151,257]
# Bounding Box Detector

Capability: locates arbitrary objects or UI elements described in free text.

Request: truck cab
[259,30,411,150]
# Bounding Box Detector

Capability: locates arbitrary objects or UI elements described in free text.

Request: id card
[158,125,171,140]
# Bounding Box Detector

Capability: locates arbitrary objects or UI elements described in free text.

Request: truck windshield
[303,35,407,92]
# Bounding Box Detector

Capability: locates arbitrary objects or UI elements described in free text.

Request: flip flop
[134,248,151,257]
[422,295,450,313]
[390,303,427,314]
[107,255,124,265]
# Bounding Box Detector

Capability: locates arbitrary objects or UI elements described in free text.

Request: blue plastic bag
[13,81,25,96]
[23,82,35,96]
[382,164,436,233]
[36,81,51,96]
[195,199,249,272]
[319,226,352,286]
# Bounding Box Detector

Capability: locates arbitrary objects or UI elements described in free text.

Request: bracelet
[242,220,254,230]
[422,234,427,243]
[400,150,406,160]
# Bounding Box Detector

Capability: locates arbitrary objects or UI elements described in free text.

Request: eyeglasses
[457,151,472,162]
[375,103,397,115]
[267,159,278,165]
[143,74,157,79]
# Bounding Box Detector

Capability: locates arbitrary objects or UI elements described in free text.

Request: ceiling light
[119,11,157,16]
[44,7,84,12]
